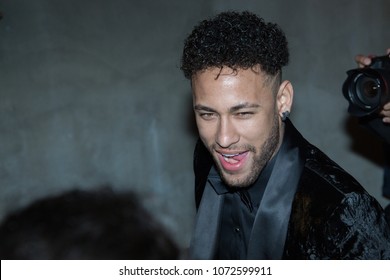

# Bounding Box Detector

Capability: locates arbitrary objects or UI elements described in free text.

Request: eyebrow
[229,103,260,113]
[193,102,260,113]
[193,105,216,112]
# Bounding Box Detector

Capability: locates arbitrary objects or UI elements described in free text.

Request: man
[180,11,390,259]
[0,188,179,259]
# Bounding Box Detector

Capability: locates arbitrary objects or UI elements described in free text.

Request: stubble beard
[212,114,280,188]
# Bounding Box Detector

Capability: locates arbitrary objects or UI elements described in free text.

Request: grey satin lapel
[189,181,223,259]
[247,123,305,259]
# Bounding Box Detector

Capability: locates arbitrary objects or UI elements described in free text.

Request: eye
[235,112,254,119]
[199,112,217,120]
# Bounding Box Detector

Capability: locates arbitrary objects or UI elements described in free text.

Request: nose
[215,117,240,148]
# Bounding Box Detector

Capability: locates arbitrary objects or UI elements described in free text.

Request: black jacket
[190,119,390,259]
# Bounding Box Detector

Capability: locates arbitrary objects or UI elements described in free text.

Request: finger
[383,116,390,124]
[383,102,390,110]
[354,54,371,68]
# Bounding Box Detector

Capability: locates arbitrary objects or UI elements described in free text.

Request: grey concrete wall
[0,0,389,248]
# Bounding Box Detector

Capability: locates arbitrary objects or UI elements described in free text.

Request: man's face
[192,67,284,188]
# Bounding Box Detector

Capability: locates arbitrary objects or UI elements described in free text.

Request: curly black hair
[180,11,289,79]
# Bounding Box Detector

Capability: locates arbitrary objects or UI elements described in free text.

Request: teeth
[222,153,240,158]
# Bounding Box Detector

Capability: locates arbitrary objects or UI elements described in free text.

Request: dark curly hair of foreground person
[0,188,180,260]
[180,11,289,79]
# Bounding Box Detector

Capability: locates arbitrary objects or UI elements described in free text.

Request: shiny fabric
[191,119,390,259]
[283,141,390,259]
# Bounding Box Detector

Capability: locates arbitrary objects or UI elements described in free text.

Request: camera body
[342,55,390,143]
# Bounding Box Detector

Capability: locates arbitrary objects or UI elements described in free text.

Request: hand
[383,102,390,124]
[354,48,390,68]
[354,48,390,123]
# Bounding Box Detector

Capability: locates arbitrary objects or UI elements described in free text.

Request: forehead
[192,67,272,105]
[193,66,266,82]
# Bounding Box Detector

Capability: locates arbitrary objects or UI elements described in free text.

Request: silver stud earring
[281,111,290,122]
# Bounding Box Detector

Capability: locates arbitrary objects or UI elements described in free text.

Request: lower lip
[217,152,249,172]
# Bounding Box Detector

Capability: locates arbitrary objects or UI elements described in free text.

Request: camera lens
[362,79,379,98]
[354,75,381,109]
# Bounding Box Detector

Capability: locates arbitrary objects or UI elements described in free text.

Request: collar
[247,118,306,259]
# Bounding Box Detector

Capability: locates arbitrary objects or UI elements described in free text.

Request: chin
[220,171,257,189]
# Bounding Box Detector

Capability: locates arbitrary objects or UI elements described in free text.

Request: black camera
[342,55,390,143]
[343,55,390,117]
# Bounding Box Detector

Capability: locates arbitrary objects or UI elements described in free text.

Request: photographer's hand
[382,102,390,124]
[354,48,390,123]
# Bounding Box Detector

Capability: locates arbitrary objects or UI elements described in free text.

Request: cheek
[195,120,215,143]
[238,126,262,147]
[237,116,273,143]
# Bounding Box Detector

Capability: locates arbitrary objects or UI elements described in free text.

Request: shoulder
[287,142,390,259]
[302,143,367,198]
[296,141,382,215]
[286,120,369,199]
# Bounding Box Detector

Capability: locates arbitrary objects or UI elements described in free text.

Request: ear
[276,80,294,118]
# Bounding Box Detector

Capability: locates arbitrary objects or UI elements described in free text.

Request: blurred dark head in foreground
[0,188,179,259]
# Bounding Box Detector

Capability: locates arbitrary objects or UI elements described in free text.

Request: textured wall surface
[0,0,389,248]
